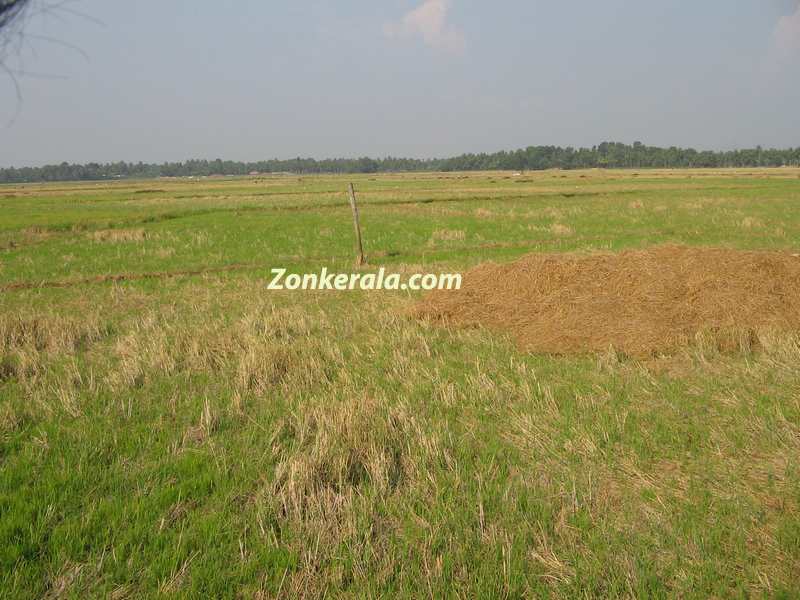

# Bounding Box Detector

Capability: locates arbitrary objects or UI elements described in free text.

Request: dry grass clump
[152,247,176,259]
[0,313,108,354]
[0,313,109,385]
[87,229,149,243]
[740,217,765,230]
[414,245,800,356]
[549,223,574,237]
[0,402,21,438]
[268,398,417,519]
[429,229,466,245]
[43,561,86,600]
[105,305,340,394]
[249,394,453,595]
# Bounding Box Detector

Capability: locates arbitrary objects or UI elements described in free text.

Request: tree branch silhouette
[1,1,95,127]
[1,0,29,33]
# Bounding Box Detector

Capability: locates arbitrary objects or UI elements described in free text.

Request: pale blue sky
[1,0,799,167]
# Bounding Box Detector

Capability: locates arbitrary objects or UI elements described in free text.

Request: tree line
[3,142,800,183]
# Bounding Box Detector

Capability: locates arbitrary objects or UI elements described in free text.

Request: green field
[2,169,800,598]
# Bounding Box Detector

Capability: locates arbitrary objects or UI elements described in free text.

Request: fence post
[347,183,366,267]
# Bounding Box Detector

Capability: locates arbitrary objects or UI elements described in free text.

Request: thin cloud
[384,0,465,54]
[775,2,800,55]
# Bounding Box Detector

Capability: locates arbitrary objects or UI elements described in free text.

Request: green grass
[1,169,800,598]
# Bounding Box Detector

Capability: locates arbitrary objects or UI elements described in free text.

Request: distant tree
[2,142,800,183]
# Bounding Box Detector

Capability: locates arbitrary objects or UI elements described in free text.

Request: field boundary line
[0,263,260,292]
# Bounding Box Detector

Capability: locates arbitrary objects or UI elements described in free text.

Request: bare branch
[0,1,30,32]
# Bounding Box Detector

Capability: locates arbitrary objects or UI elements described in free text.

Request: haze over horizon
[1,0,799,168]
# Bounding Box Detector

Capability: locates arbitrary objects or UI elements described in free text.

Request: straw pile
[414,246,800,356]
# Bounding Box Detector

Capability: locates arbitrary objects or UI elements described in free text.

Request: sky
[1,0,799,167]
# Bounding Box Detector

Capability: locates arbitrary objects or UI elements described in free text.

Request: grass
[1,169,800,598]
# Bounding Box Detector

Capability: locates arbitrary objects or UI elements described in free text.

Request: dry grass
[250,393,455,596]
[428,229,467,245]
[43,562,85,600]
[740,216,765,229]
[549,223,574,237]
[0,312,110,392]
[104,304,339,395]
[0,313,108,354]
[0,298,346,427]
[87,229,149,243]
[414,245,800,356]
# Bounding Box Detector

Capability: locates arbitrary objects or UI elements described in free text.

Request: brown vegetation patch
[87,228,149,243]
[414,246,800,356]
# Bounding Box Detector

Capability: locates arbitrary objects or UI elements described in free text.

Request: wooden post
[348,183,366,267]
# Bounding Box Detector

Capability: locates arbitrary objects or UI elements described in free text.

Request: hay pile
[414,246,800,356]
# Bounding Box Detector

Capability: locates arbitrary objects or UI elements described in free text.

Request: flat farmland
[2,169,800,598]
